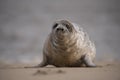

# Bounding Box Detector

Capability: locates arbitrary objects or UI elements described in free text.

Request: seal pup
[25,20,96,68]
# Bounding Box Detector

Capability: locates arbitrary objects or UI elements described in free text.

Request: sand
[0,61,120,80]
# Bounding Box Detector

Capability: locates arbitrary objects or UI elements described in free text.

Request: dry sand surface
[0,61,120,80]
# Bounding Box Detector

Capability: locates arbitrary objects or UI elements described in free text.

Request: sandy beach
[0,61,120,80]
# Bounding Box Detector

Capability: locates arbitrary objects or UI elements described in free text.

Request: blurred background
[0,0,120,64]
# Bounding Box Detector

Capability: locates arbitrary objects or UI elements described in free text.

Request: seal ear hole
[53,23,58,29]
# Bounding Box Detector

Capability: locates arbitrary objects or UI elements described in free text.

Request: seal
[36,20,96,67]
[25,20,96,68]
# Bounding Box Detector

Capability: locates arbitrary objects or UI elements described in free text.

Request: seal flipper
[24,54,48,68]
[24,60,48,68]
[36,59,48,67]
[83,54,96,67]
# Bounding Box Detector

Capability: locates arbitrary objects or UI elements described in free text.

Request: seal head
[52,20,74,40]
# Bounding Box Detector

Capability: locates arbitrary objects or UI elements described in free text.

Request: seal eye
[63,24,69,29]
[53,23,58,29]
[63,23,72,32]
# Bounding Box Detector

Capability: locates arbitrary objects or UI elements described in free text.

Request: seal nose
[57,28,64,31]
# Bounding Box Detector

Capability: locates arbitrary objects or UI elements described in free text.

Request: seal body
[39,20,96,67]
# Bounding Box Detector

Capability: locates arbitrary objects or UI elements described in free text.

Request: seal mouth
[55,26,70,37]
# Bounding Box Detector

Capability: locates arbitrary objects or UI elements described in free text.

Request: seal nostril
[57,28,64,31]
[57,28,60,31]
